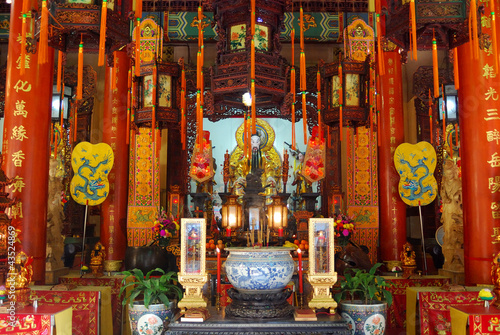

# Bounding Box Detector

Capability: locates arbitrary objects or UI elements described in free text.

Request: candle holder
[216,292,221,312]
[297,292,305,309]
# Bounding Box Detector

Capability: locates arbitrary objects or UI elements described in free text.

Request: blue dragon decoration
[394,142,437,207]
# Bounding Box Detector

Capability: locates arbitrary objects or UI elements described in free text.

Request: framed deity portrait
[308,218,335,276]
[180,218,206,275]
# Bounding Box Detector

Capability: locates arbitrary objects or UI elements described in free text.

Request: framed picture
[143,75,154,107]
[230,24,246,50]
[345,73,359,106]
[158,74,172,107]
[308,218,335,276]
[180,218,206,275]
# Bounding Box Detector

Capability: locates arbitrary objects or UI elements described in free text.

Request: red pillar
[458,0,500,285]
[101,51,129,262]
[378,49,407,263]
[2,0,54,283]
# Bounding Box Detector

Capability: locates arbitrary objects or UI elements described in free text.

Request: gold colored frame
[178,218,208,309]
[307,218,338,312]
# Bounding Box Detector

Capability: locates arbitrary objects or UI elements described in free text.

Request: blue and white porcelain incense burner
[224,247,295,294]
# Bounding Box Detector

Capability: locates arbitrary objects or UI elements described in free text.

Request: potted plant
[120,267,183,335]
[334,263,393,335]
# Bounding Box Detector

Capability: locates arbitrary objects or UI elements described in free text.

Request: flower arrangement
[334,213,355,247]
[152,208,179,246]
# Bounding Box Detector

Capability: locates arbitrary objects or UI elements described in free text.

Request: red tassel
[136,0,142,19]
[428,89,433,144]
[57,50,63,92]
[432,35,439,98]
[98,0,107,66]
[453,48,460,90]
[38,0,48,64]
[77,42,83,100]
[376,14,385,75]
[135,18,141,77]
[410,0,417,61]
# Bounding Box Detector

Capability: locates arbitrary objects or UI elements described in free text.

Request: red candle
[226,227,231,237]
[216,247,221,294]
[278,227,284,237]
[297,248,303,294]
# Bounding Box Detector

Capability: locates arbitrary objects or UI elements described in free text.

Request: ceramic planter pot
[128,301,176,335]
[224,247,294,294]
[339,300,387,335]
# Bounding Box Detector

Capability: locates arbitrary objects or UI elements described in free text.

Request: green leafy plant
[334,263,393,306]
[119,268,183,309]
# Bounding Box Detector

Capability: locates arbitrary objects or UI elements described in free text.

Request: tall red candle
[216,247,221,294]
[226,227,231,237]
[278,227,284,237]
[297,248,303,294]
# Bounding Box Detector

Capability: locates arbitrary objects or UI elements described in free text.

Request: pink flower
[342,229,349,236]
[372,316,380,325]
[148,316,158,324]
[160,230,166,237]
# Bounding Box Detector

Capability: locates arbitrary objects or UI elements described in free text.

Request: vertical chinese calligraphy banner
[458,0,500,285]
[2,0,54,282]
[101,51,129,261]
[378,48,407,263]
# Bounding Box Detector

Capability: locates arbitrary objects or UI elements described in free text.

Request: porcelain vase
[339,300,387,335]
[128,302,175,335]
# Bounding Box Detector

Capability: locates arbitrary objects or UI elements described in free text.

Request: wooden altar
[166,307,350,335]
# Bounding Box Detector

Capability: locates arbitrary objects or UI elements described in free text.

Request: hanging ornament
[98,0,107,66]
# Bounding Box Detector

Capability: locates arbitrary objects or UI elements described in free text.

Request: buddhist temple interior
[0,0,498,333]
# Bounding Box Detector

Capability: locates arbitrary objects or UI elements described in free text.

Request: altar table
[0,305,72,335]
[166,307,350,335]
[450,305,500,335]
[30,285,112,335]
[59,272,127,335]
[407,286,485,335]
[383,275,450,331]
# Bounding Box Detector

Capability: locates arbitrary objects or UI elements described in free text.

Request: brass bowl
[103,260,122,272]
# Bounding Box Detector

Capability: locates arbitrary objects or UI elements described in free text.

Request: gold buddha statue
[401,242,417,266]
[7,251,33,289]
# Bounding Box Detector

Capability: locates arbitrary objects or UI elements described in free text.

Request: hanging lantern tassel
[291,67,296,151]
[243,112,248,158]
[77,42,83,100]
[376,74,381,145]
[57,50,63,92]
[317,68,322,142]
[136,0,142,19]
[453,48,460,90]
[432,36,439,98]
[302,92,307,144]
[38,0,49,64]
[98,0,107,67]
[428,89,433,144]
[74,105,78,142]
[135,18,141,77]
[492,0,499,73]
[410,0,417,61]
[251,79,256,134]
[442,84,446,142]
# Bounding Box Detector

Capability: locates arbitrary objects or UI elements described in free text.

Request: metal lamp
[267,195,287,230]
[221,195,242,231]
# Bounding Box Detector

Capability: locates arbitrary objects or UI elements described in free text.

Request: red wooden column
[378,49,407,263]
[1,0,54,283]
[458,0,500,285]
[101,51,129,262]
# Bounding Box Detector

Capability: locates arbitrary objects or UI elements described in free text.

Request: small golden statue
[492,251,500,308]
[90,241,105,277]
[400,242,417,276]
[7,251,33,289]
